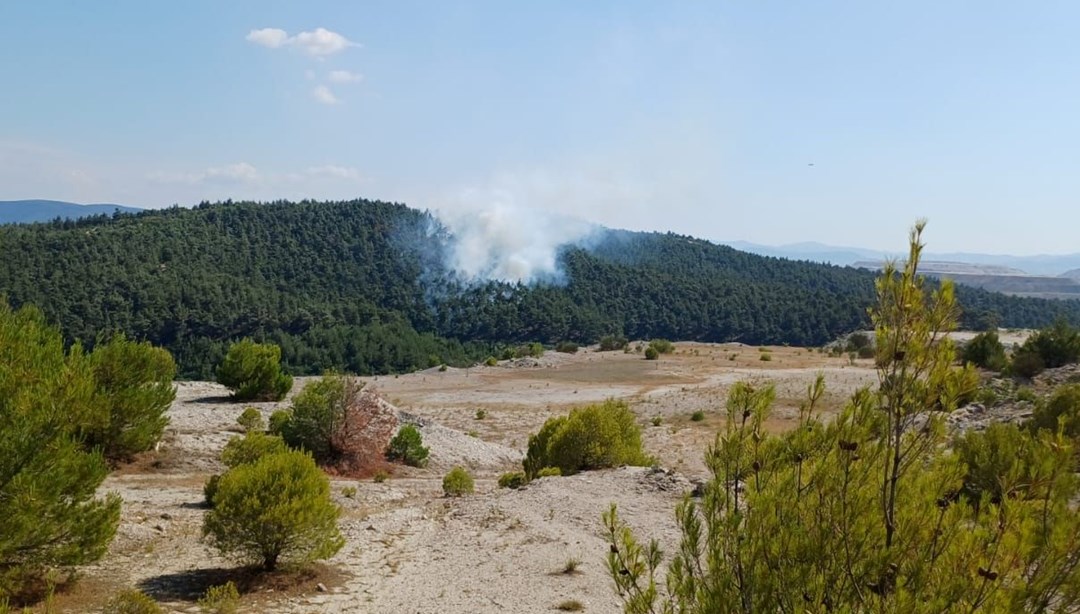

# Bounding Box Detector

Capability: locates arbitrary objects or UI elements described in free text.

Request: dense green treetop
[0,199,1076,377]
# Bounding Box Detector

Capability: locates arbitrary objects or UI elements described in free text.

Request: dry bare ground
[52,343,877,613]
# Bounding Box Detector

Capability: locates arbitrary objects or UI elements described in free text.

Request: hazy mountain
[724,240,1080,276]
[0,200,143,224]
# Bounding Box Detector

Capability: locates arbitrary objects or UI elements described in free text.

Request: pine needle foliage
[605,222,1080,613]
[202,449,344,571]
[83,333,177,461]
[0,303,121,600]
[216,339,292,401]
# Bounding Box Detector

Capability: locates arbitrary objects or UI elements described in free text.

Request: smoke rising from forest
[432,200,598,285]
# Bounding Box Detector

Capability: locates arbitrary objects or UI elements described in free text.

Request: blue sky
[2,1,1078,254]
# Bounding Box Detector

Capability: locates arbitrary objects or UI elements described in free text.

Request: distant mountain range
[724,240,1080,277]
[0,200,143,224]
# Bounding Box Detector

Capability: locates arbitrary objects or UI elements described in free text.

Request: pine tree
[0,303,121,600]
[605,222,1080,612]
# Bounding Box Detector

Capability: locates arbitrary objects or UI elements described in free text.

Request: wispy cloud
[312,85,340,105]
[245,27,289,49]
[327,69,363,83]
[245,27,358,58]
[149,162,364,186]
[148,162,260,185]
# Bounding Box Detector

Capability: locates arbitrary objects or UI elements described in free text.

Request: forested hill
[1,199,1077,378]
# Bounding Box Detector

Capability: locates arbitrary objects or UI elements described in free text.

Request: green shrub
[537,466,562,478]
[1031,384,1080,438]
[83,334,177,462]
[442,467,475,496]
[498,471,528,489]
[236,407,265,433]
[690,410,706,422]
[278,373,361,464]
[1020,320,1080,369]
[759,352,772,362]
[216,340,293,401]
[845,332,871,352]
[975,387,999,407]
[1016,386,1038,403]
[523,400,651,478]
[475,408,487,420]
[202,450,344,570]
[644,347,659,360]
[438,364,448,372]
[961,331,1008,371]
[340,486,357,499]
[954,423,1068,502]
[372,470,389,483]
[651,415,663,427]
[197,581,239,614]
[857,345,875,359]
[0,303,121,599]
[103,590,162,614]
[387,424,429,467]
[1011,350,1046,378]
[221,432,288,469]
[268,409,291,435]
[555,341,579,354]
[649,339,675,354]
[203,474,221,507]
[598,334,628,352]
[484,356,498,367]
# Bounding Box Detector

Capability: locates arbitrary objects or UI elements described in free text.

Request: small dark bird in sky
[808,163,815,166]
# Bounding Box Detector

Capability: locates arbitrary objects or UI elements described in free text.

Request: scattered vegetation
[598,334,628,352]
[236,407,266,433]
[536,467,562,478]
[442,467,475,497]
[474,408,487,420]
[690,410,705,422]
[555,341,579,354]
[197,581,240,614]
[556,600,584,611]
[651,415,663,426]
[1030,383,1080,439]
[276,373,360,464]
[648,339,674,354]
[523,399,651,478]
[216,340,292,401]
[604,223,1080,612]
[498,471,528,489]
[202,449,344,571]
[961,330,1008,371]
[387,424,430,468]
[103,590,162,614]
[758,352,772,362]
[644,346,659,360]
[562,557,582,575]
[373,469,389,483]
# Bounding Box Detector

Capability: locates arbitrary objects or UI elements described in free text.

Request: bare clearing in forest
[57,343,875,613]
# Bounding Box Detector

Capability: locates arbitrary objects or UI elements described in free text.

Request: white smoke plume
[433,198,598,285]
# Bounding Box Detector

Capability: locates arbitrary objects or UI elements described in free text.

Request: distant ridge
[0,200,143,224]
[724,240,1080,277]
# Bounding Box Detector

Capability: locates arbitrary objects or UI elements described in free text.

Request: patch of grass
[651,415,662,427]
[372,470,389,483]
[340,485,357,499]
[691,410,706,422]
[759,352,772,362]
[197,581,239,614]
[562,557,582,575]
[557,600,584,611]
[475,408,487,420]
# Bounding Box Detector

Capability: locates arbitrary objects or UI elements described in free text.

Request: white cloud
[327,69,363,83]
[246,28,289,48]
[148,162,260,185]
[312,85,340,105]
[245,27,357,58]
[292,28,357,57]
